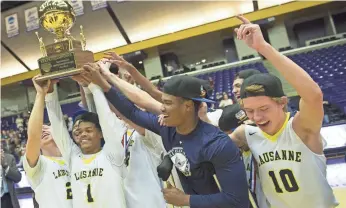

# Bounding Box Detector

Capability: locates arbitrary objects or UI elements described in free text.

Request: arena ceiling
[1,0,330,86]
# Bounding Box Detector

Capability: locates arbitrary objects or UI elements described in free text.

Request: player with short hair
[230,15,338,207]
[45,78,127,208]
[81,63,166,208]
[24,77,72,208]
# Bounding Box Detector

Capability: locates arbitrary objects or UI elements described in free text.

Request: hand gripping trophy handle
[80,25,86,51]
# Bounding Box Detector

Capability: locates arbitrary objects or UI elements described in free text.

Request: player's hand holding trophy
[35,0,94,81]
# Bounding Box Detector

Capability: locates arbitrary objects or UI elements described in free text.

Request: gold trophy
[35,0,94,81]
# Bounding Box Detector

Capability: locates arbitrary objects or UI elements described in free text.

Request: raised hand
[71,74,90,87]
[82,63,111,91]
[97,58,112,77]
[32,75,56,95]
[234,15,268,51]
[157,114,167,126]
[104,52,136,72]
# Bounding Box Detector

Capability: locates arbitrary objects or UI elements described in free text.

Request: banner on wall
[25,7,39,31]
[90,0,108,11]
[68,0,84,16]
[5,13,19,38]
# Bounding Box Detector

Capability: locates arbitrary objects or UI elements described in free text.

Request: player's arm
[45,86,76,163]
[236,15,323,152]
[24,76,51,187]
[103,70,162,115]
[81,86,97,113]
[26,79,46,167]
[82,63,162,135]
[79,85,88,110]
[88,83,126,164]
[189,135,249,208]
[72,76,97,113]
[104,86,162,135]
[105,52,163,103]
[229,125,249,151]
[108,103,146,136]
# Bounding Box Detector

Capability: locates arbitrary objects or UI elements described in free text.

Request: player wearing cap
[230,15,338,207]
[89,64,186,203]
[45,77,127,208]
[87,62,249,207]
[24,77,72,208]
[218,104,269,208]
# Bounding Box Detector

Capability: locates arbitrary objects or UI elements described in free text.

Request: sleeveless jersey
[245,114,338,208]
[23,155,72,208]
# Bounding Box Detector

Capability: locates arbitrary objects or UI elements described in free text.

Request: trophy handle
[35,32,47,57]
[80,25,86,51]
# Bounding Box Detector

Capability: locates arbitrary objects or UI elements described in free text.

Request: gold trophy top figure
[38,0,76,42]
[35,0,94,82]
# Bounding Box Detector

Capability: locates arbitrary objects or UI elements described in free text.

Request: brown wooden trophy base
[35,39,94,82]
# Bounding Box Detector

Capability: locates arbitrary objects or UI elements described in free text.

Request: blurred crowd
[1,112,73,166]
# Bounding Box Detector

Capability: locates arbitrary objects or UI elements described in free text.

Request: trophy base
[37,50,94,82]
[35,68,83,82]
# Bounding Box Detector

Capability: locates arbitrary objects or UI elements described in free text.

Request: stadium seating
[196,62,268,101]
[288,44,346,114]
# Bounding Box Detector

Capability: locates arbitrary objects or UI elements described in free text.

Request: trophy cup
[35,0,94,81]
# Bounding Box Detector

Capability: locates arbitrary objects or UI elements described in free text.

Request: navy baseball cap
[163,75,215,103]
[240,73,285,99]
[218,103,249,132]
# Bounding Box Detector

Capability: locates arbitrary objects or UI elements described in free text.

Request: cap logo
[200,85,206,98]
[235,110,247,123]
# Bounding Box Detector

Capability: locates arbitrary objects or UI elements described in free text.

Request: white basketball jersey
[123,129,166,208]
[70,150,126,208]
[245,114,338,208]
[23,155,72,208]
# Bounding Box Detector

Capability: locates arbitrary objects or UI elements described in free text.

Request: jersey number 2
[65,182,73,199]
[268,169,299,193]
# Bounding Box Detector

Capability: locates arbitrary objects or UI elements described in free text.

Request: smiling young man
[230,15,338,208]
[24,77,72,208]
[45,81,126,208]
[84,62,249,208]
[80,61,167,208]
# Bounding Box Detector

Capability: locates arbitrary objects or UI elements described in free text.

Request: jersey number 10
[268,169,299,193]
